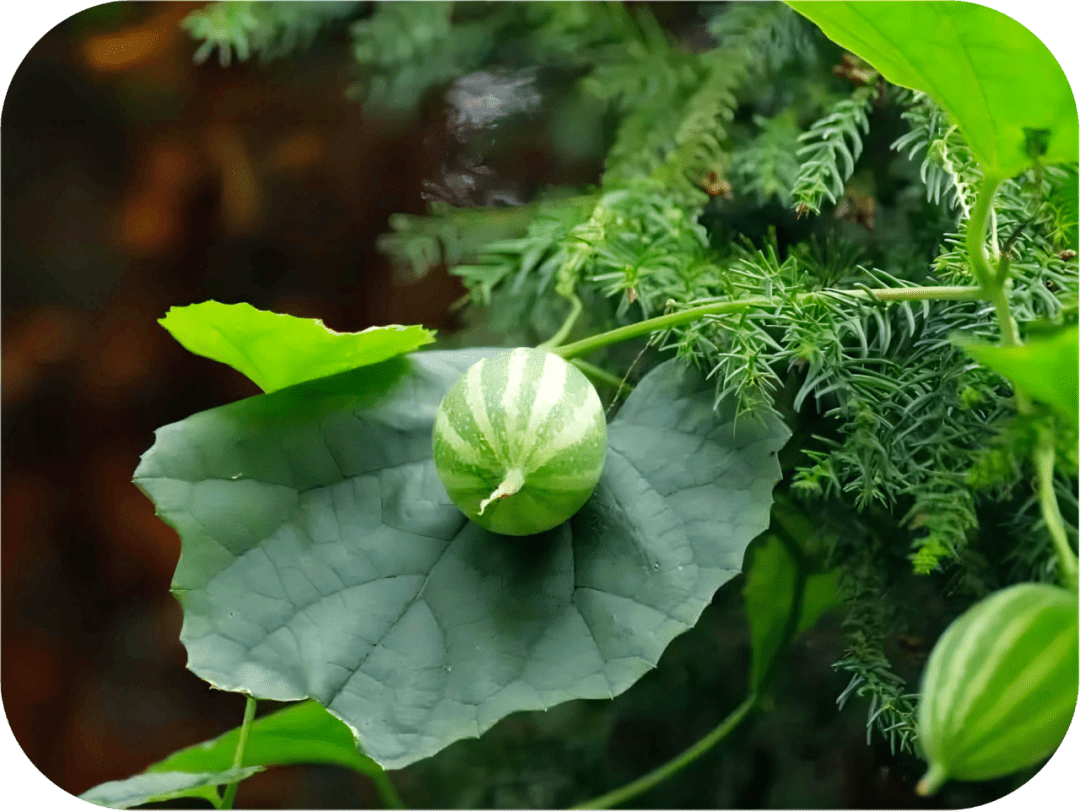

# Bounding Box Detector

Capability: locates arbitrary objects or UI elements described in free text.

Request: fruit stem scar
[478,468,526,515]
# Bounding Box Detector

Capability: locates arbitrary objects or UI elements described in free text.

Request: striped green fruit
[916,582,1078,795]
[432,347,608,536]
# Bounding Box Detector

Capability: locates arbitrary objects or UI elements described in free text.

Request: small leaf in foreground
[159,300,436,392]
[78,767,262,809]
[145,699,381,777]
[958,325,1078,427]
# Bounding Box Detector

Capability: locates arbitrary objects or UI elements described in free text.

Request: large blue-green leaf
[78,768,262,809]
[787,1,1078,178]
[134,350,789,768]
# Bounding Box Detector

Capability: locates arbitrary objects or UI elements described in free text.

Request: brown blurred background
[2,2,477,806]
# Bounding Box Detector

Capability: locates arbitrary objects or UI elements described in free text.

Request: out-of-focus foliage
[182,1,362,66]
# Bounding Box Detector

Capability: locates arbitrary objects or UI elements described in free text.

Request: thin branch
[553,286,983,359]
[573,693,758,809]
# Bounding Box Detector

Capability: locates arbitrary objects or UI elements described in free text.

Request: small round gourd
[432,347,608,536]
[916,582,1078,795]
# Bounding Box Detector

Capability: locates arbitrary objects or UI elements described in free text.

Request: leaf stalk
[573,692,758,809]
[220,695,257,810]
[1034,427,1079,592]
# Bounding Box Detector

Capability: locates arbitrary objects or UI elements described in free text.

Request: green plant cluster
[351,1,1077,752]
[105,2,1078,808]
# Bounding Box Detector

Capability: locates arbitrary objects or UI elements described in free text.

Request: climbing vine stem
[573,692,759,809]
[538,291,584,350]
[1035,426,1079,592]
[552,286,983,360]
[967,172,1075,589]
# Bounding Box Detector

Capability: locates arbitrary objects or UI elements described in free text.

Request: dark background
[0,2,1050,808]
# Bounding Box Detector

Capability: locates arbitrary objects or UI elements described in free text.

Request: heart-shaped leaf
[78,767,262,809]
[135,349,788,768]
[160,301,436,392]
[787,1,1078,178]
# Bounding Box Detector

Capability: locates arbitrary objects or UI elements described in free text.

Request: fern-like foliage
[791,85,876,215]
[182,1,361,66]
[728,111,802,206]
[348,1,493,116]
[377,202,540,284]
[349,1,637,118]
[891,91,980,218]
[593,2,811,204]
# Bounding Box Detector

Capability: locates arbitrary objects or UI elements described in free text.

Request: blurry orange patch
[1,306,84,405]
[114,192,181,254]
[2,628,64,768]
[4,630,64,711]
[0,472,59,608]
[114,139,199,255]
[82,26,169,73]
[144,139,198,194]
[77,302,165,406]
[268,130,325,174]
[86,449,180,590]
[205,125,263,235]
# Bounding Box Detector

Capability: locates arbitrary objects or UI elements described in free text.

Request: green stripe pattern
[916,582,1078,794]
[432,347,607,536]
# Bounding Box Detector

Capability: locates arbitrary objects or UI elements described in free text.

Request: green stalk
[966,174,1005,291]
[538,292,584,350]
[552,286,982,360]
[220,695,257,810]
[1034,427,1079,592]
[570,358,633,394]
[573,693,758,809]
[967,175,1075,590]
[370,769,406,809]
[917,762,950,796]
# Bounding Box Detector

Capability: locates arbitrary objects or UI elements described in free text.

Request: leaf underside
[134,349,789,769]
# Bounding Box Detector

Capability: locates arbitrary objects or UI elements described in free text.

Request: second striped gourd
[916,582,1078,794]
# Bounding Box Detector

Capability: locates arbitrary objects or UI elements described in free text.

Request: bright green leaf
[958,325,1079,426]
[145,700,381,777]
[787,1,1078,177]
[159,301,436,392]
[78,767,262,809]
[134,350,789,768]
